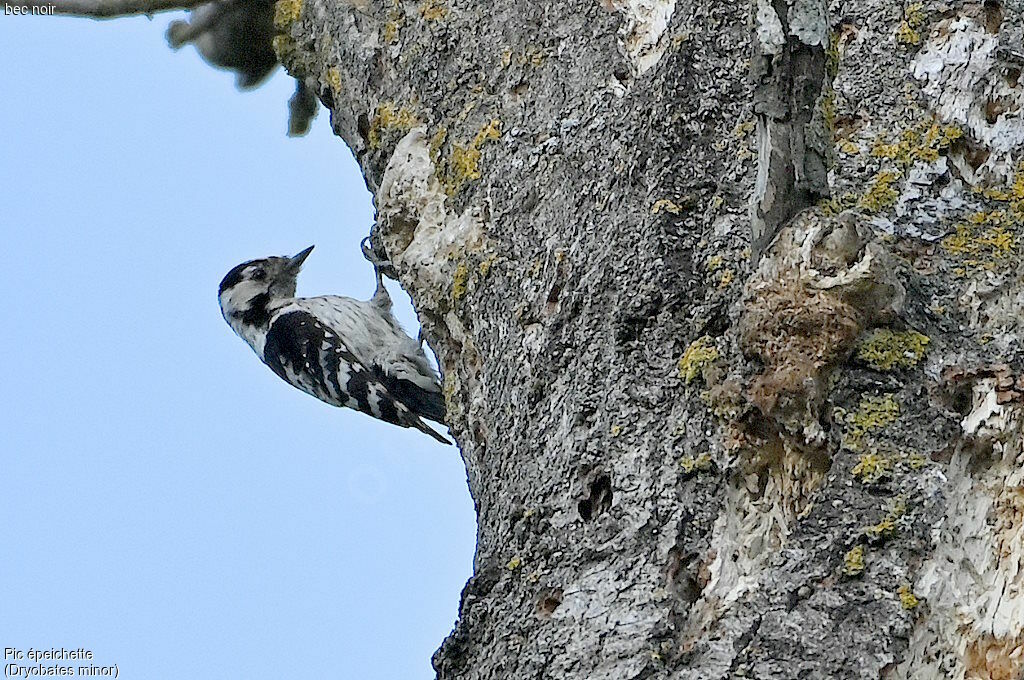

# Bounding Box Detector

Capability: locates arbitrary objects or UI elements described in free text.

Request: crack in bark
[749,0,830,261]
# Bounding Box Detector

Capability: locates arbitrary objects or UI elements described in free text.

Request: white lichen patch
[611,0,676,76]
[787,0,827,47]
[890,382,1024,680]
[754,0,785,55]
[755,0,826,55]
[330,0,382,60]
[893,157,967,240]
[376,128,490,306]
[913,17,1024,184]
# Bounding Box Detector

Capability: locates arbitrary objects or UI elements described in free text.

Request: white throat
[220,290,285,358]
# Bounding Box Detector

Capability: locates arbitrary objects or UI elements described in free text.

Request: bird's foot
[361,237,394,309]
[360,236,385,268]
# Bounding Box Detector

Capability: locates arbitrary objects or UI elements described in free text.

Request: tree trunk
[277,0,1024,676]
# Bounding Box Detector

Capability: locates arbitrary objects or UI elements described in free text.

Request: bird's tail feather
[412,419,452,445]
[383,375,446,424]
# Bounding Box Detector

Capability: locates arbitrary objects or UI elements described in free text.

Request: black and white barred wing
[261,310,449,444]
[298,297,446,424]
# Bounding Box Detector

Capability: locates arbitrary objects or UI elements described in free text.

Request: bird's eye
[252,268,267,281]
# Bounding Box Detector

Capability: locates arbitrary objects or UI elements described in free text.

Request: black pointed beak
[287,245,314,271]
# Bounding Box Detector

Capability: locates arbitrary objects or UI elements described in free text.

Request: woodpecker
[218,244,450,444]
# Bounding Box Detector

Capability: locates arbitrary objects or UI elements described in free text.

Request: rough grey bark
[268,0,1024,677]
[52,0,1023,675]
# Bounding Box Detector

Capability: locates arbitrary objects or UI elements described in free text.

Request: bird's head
[218,246,314,331]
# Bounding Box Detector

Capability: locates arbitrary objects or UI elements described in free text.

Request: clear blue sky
[0,11,474,679]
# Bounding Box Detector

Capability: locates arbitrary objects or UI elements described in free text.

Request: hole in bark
[534,588,563,618]
[545,281,562,313]
[703,310,729,337]
[578,473,613,521]
[357,113,371,148]
[616,318,647,343]
[743,411,777,441]
[616,290,663,343]
[983,0,1003,33]
[527,378,545,405]
[1006,67,1021,88]
[949,383,973,417]
[666,548,702,605]
[512,80,530,97]
[936,369,983,419]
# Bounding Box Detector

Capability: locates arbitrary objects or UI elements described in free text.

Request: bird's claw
[361,236,395,309]
[360,236,381,266]
[361,236,400,279]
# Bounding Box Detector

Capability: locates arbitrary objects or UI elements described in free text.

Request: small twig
[43,0,210,19]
